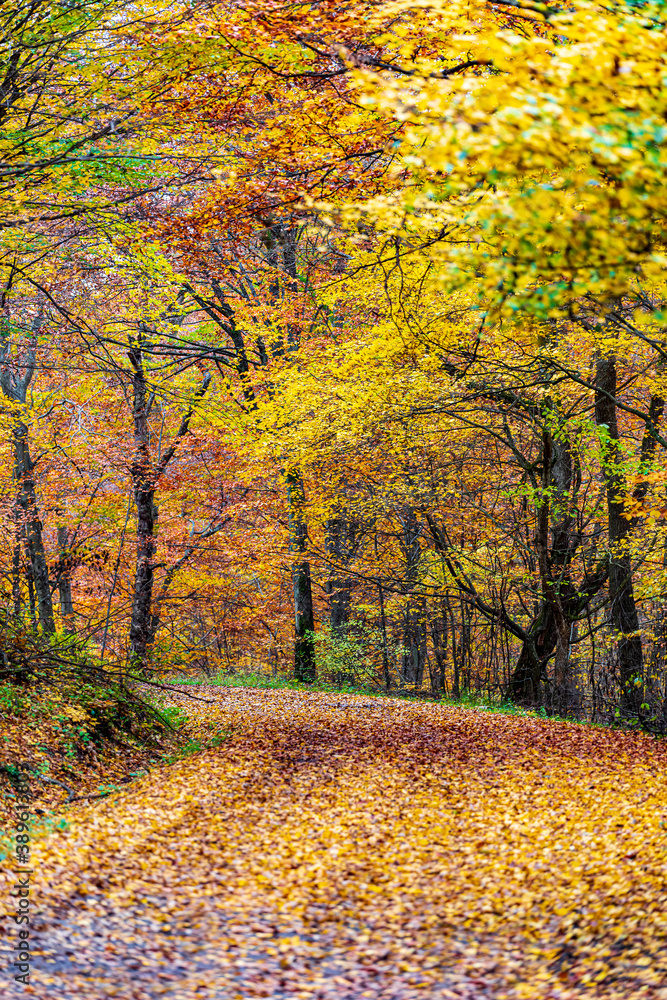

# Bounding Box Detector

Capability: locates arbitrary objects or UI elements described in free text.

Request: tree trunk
[56,526,74,630]
[129,487,157,670]
[25,547,37,631]
[444,595,461,699]
[402,601,427,687]
[1,306,53,634]
[595,353,643,717]
[511,420,582,707]
[127,345,210,673]
[378,579,392,691]
[429,612,448,696]
[286,469,316,682]
[128,352,156,672]
[11,535,21,621]
[325,515,359,636]
[511,635,543,702]
[400,509,427,687]
[13,420,54,634]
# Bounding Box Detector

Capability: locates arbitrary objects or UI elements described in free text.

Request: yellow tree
[338,0,667,715]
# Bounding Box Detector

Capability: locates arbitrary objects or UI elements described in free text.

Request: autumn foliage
[2,0,667,729]
[5,1,667,991]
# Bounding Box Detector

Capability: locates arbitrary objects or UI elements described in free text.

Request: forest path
[3,686,667,999]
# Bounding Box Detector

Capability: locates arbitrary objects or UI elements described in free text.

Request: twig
[124,674,216,703]
[70,791,114,803]
[23,771,75,803]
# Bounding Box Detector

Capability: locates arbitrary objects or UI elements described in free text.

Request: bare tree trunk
[510,420,587,707]
[373,532,392,690]
[24,545,37,631]
[56,526,74,630]
[13,420,54,634]
[378,580,392,691]
[595,353,644,718]
[11,536,21,621]
[326,540,352,638]
[325,514,361,637]
[549,433,580,713]
[445,595,461,699]
[286,469,316,682]
[127,344,210,673]
[278,229,317,681]
[402,602,427,687]
[128,349,157,672]
[429,613,448,696]
[400,509,427,688]
[129,487,157,671]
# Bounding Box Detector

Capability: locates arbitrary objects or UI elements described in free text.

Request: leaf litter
[2,686,667,999]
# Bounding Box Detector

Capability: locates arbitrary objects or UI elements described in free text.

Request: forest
[3,0,667,727]
[2,3,667,998]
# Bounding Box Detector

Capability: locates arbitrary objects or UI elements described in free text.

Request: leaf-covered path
[3,688,667,999]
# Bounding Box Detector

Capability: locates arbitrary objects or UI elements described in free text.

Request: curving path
[3,687,667,999]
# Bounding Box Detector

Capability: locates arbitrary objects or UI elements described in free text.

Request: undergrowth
[0,633,184,832]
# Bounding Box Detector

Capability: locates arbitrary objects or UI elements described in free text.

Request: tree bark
[56,526,74,630]
[12,419,54,634]
[129,486,157,671]
[429,612,448,696]
[128,348,156,671]
[286,469,316,682]
[325,514,361,637]
[11,539,21,621]
[127,347,210,672]
[0,309,54,635]
[25,546,37,631]
[400,509,427,687]
[510,420,588,707]
[594,353,644,717]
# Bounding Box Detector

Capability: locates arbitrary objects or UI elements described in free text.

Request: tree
[0,294,55,633]
[340,0,667,713]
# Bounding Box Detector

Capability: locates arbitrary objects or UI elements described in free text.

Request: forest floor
[1,684,667,1000]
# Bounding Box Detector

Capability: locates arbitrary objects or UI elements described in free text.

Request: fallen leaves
[0,687,173,830]
[2,687,666,998]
